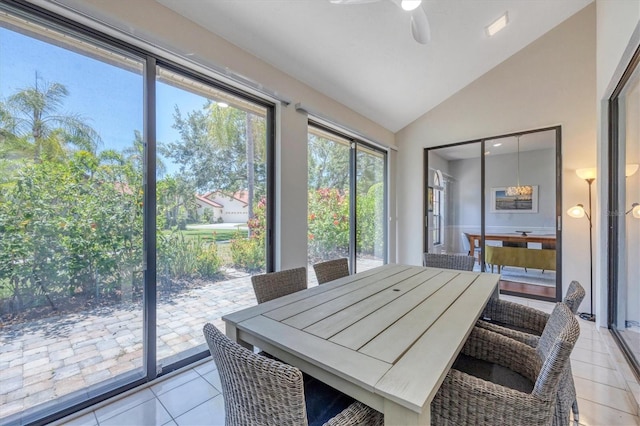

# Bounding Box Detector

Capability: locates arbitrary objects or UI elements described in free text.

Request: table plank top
[223,264,499,414]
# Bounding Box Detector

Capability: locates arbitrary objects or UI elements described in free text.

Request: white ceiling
[157,0,592,133]
[433,129,557,160]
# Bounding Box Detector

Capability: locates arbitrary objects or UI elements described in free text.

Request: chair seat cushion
[452,354,534,394]
[304,374,355,426]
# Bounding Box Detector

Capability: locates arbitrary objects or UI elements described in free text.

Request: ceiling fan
[329,0,430,44]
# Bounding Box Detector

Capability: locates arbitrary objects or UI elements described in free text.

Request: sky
[0,25,210,175]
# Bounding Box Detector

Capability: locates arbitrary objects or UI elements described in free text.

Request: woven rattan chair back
[423,253,475,271]
[313,258,350,285]
[202,323,384,426]
[202,323,308,425]
[251,267,307,304]
[532,303,580,400]
[562,280,585,314]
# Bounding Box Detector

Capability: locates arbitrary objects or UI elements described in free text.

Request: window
[0,3,274,423]
[432,170,444,246]
[307,123,387,283]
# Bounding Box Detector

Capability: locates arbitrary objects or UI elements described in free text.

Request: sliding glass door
[0,3,274,424]
[355,145,386,271]
[156,67,270,367]
[0,10,146,421]
[608,44,640,379]
[307,123,387,283]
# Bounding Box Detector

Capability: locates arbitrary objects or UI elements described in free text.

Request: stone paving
[0,260,382,420]
[0,271,257,419]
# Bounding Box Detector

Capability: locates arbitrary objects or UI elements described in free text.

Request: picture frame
[490,186,538,213]
[427,187,434,212]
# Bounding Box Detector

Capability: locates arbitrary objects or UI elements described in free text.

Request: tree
[2,78,101,163]
[162,101,266,221]
[123,130,166,178]
[308,134,350,191]
[157,175,196,229]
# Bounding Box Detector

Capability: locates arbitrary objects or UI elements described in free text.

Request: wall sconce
[627,202,640,218]
[567,168,595,321]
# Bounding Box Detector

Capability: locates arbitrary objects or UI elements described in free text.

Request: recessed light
[400,0,421,11]
[493,142,502,147]
[486,12,508,37]
[217,102,229,108]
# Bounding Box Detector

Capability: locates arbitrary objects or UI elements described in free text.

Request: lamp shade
[567,204,586,218]
[576,168,597,180]
[626,164,639,177]
[631,203,640,219]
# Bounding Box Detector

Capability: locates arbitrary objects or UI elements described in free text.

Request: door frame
[423,125,563,302]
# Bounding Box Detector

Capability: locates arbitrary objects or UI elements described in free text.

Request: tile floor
[54,296,640,426]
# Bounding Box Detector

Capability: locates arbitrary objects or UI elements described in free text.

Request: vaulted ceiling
[157,0,593,132]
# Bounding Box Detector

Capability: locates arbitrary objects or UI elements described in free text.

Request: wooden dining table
[466,232,557,251]
[223,264,499,426]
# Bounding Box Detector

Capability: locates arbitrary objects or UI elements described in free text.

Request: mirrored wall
[425,127,561,300]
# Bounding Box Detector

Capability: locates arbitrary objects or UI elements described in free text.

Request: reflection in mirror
[426,127,559,300]
[484,131,557,294]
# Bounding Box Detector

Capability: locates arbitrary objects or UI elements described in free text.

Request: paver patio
[0,260,381,419]
[0,271,259,419]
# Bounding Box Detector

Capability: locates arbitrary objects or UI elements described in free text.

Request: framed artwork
[490,186,539,213]
[427,187,434,212]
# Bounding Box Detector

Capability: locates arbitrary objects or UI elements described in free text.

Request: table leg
[225,322,253,351]
[384,400,430,426]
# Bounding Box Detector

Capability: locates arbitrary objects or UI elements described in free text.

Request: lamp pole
[580,178,595,322]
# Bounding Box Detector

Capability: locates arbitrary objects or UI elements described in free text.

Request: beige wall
[395,5,596,307]
[41,0,395,270]
[595,0,640,327]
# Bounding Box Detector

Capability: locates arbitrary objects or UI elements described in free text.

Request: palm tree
[3,78,101,162]
[123,130,166,177]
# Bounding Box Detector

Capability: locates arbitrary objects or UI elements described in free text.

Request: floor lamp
[567,168,596,322]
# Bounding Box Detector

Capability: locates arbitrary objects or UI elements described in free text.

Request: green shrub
[308,188,349,261]
[0,157,143,312]
[229,234,264,273]
[228,198,266,272]
[196,243,222,279]
[157,231,222,281]
[307,185,384,262]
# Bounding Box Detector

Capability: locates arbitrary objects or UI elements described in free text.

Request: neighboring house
[195,190,249,223]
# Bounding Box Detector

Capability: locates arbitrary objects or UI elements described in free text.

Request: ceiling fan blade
[410,6,431,44]
[329,0,380,4]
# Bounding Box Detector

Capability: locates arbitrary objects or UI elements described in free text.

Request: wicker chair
[423,253,475,271]
[203,323,383,426]
[432,303,580,426]
[251,267,307,304]
[479,280,585,335]
[313,258,350,285]
[477,280,585,422]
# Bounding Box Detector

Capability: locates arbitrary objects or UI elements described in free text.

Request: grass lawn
[170,228,247,242]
